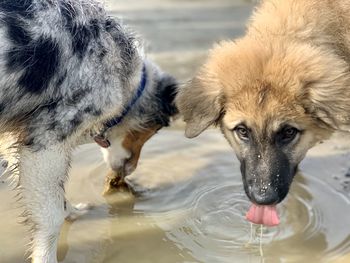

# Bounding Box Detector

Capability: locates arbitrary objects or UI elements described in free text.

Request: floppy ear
[157,74,178,117]
[301,71,350,132]
[176,72,224,138]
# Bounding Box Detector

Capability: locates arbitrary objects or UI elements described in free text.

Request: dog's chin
[112,161,137,177]
[119,163,136,178]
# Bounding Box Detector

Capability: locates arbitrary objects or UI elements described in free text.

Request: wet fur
[177,0,350,204]
[0,0,177,262]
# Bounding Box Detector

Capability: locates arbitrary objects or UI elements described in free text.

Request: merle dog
[0,0,177,262]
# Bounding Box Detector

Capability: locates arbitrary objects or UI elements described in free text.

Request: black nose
[250,186,279,205]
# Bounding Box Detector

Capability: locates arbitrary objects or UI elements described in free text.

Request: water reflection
[23,131,350,263]
[65,130,350,263]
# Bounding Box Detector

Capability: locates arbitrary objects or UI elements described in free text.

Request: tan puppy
[176,0,350,225]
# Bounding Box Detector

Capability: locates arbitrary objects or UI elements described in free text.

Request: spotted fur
[0,1,178,262]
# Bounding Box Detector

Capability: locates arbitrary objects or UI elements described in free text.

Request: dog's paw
[65,203,93,221]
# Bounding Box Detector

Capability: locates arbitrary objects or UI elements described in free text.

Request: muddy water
[1,131,350,262]
[1,0,350,262]
[64,132,350,263]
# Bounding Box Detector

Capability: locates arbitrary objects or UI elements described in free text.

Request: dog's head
[103,63,178,179]
[176,40,350,205]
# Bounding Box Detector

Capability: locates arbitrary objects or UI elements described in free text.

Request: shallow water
[1,131,350,262]
[65,131,350,263]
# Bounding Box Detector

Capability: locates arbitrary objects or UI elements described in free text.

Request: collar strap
[104,64,147,130]
[94,63,147,148]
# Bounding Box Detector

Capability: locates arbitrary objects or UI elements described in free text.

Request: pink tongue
[246,204,280,226]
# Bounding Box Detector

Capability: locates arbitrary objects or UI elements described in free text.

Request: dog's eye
[280,126,299,143]
[234,125,249,141]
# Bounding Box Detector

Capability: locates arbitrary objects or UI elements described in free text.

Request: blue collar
[104,63,147,130]
[93,64,147,148]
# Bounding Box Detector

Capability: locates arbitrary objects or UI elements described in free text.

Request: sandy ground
[1,0,350,262]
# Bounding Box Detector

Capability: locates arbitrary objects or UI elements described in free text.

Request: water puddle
[62,130,350,263]
[127,137,350,263]
[1,131,350,262]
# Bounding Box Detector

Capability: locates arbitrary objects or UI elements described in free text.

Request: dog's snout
[250,185,279,205]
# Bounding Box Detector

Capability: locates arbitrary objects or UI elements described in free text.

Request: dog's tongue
[246,204,280,226]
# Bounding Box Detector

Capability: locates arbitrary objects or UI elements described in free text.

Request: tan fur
[103,126,160,194]
[177,0,350,151]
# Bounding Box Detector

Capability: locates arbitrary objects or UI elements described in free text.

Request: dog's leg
[19,144,70,263]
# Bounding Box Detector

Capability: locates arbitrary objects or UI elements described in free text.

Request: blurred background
[106,0,254,81]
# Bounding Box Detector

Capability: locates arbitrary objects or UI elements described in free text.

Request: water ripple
[135,173,350,263]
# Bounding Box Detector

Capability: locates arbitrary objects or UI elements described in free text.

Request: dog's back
[0,0,141,147]
[248,0,350,63]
